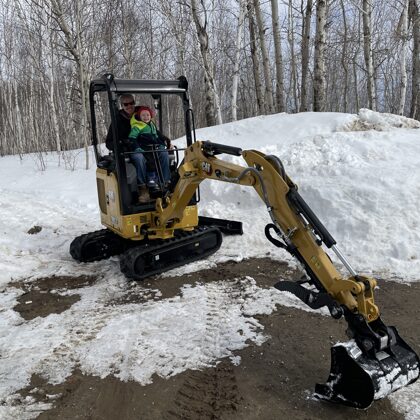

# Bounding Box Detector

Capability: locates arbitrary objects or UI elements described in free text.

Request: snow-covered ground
[0,109,419,418]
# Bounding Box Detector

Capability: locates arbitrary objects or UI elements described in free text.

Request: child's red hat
[136,106,155,118]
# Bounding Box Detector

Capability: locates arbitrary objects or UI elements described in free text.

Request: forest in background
[0,0,419,161]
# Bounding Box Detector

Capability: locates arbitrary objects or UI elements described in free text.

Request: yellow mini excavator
[70,74,419,409]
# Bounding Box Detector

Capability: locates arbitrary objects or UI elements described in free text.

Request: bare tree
[410,0,420,119]
[396,0,409,115]
[247,0,265,114]
[253,0,275,113]
[75,0,89,168]
[118,0,138,78]
[288,0,299,111]
[271,0,285,112]
[160,0,191,77]
[340,0,349,112]
[232,0,247,121]
[2,3,23,155]
[300,0,313,112]
[352,7,362,112]
[362,0,377,110]
[313,0,327,112]
[190,0,223,126]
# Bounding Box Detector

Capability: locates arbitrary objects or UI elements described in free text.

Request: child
[128,106,171,202]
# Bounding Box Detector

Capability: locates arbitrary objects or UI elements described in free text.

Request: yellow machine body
[96,167,198,240]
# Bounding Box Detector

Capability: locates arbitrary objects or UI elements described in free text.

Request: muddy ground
[13,258,420,420]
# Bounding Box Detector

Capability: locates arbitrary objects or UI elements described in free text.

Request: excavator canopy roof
[90,74,188,95]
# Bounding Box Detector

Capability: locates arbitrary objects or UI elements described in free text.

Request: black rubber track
[120,226,222,280]
[70,229,127,262]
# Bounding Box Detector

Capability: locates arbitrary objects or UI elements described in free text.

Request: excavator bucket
[315,328,419,409]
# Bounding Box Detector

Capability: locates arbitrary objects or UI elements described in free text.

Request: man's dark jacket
[105,110,131,151]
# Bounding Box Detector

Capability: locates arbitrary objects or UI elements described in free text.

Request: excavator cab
[90,73,192,214]
[70,73,242,277]
[71,74,418,409]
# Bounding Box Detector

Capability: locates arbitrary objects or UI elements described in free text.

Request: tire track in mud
[35,304,114,380]
[166,361,241,420]
[166,279,251,419]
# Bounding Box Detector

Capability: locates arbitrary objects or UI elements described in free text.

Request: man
[105,94,149,203]
[105,94,136,150]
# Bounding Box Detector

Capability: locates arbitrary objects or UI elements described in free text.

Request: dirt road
[14,258,420,420]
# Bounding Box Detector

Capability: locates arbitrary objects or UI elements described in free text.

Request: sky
[0,109,419,419]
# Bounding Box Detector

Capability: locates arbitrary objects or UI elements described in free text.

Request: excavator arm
[157,141,375,319]
[154,140,419,408]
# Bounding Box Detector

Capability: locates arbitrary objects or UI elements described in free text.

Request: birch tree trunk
[362,0,376,111]
[247,0,265,114]
[119,0,135,78]
[271,0,285,112]
[253,0,275,114]
[409,0,420,120]
[49,29,61,153]
[190,0,223,126]
[75,0,89,169]
[397,0,409,115]
[232,0,246,121]
[352,11,362,112]
[313,0,327,112]
[288,1,299,111]
[300,0,312,112]
[340,0,349,112]
[161,0,189,77]
[13,79,23,154]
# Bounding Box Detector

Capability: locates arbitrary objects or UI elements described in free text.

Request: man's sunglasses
[122,101,135,106]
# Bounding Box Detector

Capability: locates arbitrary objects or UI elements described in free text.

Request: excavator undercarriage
[70,219,238,280]
[70,74,419,409]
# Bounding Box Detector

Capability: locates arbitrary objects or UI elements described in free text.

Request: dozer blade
[315,329,419,409]
[198,216,243,235]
